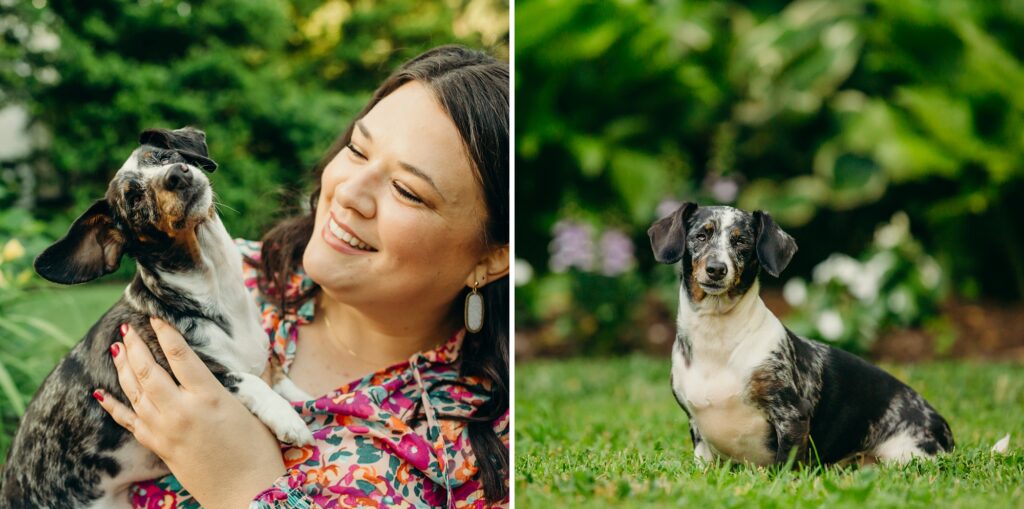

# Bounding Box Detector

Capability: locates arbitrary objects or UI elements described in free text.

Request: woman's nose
[333,164,379,218]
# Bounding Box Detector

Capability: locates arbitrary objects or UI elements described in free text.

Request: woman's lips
[321,217,376,255]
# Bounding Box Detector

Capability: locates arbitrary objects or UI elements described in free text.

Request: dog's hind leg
[871,431,929,464]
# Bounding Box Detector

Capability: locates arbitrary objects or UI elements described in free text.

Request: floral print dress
[129,239,508,508]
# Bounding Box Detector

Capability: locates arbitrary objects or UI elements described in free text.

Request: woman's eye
[393,182,423,204]
[347,143,366,159]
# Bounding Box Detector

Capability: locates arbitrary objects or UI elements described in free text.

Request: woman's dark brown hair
[256,45,509,502]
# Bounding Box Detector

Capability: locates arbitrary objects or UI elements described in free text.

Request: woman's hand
[94,317,286,509]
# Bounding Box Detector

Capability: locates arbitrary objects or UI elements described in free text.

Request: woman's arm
[94,317,292,509]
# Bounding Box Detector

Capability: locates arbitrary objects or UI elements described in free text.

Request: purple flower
[656,198,684,220]
[703,174,743,204]
[710,178,739,203]
[599,229,635,277]
[548,220,596,273]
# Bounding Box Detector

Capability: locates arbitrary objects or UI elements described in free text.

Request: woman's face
[304,81,494,317]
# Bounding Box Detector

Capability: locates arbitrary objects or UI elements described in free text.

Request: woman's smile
[322,213,377,254]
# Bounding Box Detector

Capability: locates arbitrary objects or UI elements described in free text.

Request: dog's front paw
[267,410,315,446]
[694,441,715,464]
[230,372,316,446]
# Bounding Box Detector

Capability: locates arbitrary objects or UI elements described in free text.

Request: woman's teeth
[328,218,376,251]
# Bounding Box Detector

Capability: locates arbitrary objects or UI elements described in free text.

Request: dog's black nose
[165,164,193,191]
[706,261,728,281]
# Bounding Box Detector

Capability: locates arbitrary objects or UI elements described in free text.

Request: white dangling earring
[464,280,484,333]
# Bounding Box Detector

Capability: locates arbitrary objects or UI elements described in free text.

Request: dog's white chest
[672,355,774,465]
[671,291,784,465]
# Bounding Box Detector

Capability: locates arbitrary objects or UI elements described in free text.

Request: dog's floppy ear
[34,200,126,285]
[648,202,698,264]
[139,127,218,172]
[753,210,798,278]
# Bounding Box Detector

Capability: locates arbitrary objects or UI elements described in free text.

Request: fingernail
[119,323,128,337]
[92,390,104,402]
[110,343,120,358]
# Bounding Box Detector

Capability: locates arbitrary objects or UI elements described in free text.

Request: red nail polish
[110,343,120,357]
[119,323,128,337]
[92,390,104,402]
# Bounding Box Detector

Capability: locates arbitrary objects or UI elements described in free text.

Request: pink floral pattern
[129,239,508,508]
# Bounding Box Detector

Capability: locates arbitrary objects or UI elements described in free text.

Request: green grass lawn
[516,355,1024,508]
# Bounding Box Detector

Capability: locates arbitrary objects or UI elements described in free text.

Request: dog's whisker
[213,200,239,214]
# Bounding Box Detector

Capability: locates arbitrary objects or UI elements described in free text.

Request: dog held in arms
[0,127,313,508]
[648,202,953,466]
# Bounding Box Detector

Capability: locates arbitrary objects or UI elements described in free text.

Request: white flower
[874,211,910,249]
[783,278,807,306]
[812,253,861,286]
[514,259,533,287]
[849,252,894,302]
[920,258,942,289]
[887,288,911,316]
[816,310,844,341]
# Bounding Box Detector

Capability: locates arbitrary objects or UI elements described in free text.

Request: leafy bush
[782,212,951,354]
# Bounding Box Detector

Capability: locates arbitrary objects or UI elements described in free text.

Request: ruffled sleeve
[249,471,323,509]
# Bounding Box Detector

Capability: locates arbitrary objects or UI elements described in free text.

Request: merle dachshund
[649,203,953,466]
[1,128,311,508]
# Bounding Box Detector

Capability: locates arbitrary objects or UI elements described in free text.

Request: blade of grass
[15,315,76,348]
[0,358,26,416]
[0,316,39,346]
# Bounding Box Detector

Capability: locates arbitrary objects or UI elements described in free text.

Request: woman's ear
[466,244,509,288]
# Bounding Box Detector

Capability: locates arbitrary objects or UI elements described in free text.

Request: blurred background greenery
[515,0,1024,359]
[0,0,506,457]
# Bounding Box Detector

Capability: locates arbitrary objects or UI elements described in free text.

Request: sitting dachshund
[648,203,953,466]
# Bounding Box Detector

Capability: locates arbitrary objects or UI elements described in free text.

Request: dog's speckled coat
[0,128,311,509]
[649,203,953,466]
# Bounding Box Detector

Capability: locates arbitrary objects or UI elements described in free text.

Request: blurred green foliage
[2,0,507,238]
[516,0,1024,354]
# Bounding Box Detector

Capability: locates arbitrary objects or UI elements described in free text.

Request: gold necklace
[320,302,358,357]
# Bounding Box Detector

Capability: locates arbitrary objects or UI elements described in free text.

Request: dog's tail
[991,433,1011,454]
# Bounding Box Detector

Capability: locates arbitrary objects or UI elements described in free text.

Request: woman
[93,45,510,508]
